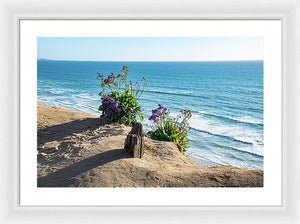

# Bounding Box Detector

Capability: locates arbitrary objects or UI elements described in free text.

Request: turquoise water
[37,60,264,170]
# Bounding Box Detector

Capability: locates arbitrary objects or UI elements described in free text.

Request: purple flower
[148,104,167,123]
[152,109,161,116]
[149,114,159,123]
[101,95,121,117]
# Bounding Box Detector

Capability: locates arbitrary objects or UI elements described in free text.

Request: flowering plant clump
[99,95,121,120]
[148,104,192,153]
[97,66,147,125]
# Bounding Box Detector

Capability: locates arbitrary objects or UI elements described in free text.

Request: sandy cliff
[37,103,263,187]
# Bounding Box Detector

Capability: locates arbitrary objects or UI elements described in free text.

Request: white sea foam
[76,93,99,101]
[45,88,75,95]
[197,110,263,125]
[236,115,263,125]
[189,113,263,156]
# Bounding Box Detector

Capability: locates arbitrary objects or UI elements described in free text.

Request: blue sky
[37,37,263,61]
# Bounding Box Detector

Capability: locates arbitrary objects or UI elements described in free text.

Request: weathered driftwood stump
[124,122,145,158]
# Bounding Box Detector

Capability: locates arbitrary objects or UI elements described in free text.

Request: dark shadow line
[38,149,130,187]
[37,118,126,147]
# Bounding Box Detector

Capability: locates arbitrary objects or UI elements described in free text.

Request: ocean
[37,60,264,170]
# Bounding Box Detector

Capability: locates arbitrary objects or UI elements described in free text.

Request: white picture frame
[20,19,281,207]
[0,0,299,223]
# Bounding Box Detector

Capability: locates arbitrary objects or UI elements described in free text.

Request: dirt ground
[37,103,263,187]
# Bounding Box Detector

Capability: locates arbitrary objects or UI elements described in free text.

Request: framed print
[0,0,300,223]
[19,19,282,206]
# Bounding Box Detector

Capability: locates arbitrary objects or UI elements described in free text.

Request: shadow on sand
[37,117,127,147]
[38,148,130,187]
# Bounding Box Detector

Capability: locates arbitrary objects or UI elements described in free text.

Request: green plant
[97,66,146,125]
[148,104,192,153]
[109,89,142,125]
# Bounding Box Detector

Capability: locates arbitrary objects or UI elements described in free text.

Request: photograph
[37,37,264,187]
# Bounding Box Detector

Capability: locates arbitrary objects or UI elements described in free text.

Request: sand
[37,103,263,187]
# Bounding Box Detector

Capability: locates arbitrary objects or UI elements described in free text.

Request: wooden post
[124,122,145,158]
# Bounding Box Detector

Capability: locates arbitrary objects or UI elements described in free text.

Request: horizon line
[37,58,263,62]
